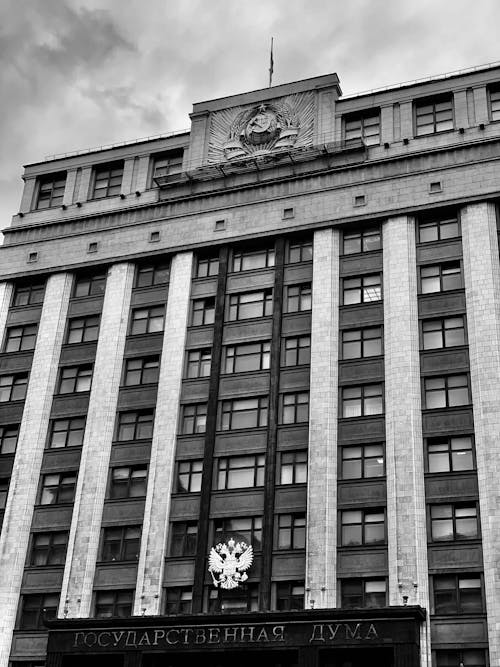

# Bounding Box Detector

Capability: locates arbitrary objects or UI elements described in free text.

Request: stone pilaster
[0,282,13,343]
[383,216,430,667]
[134,252,193,615]
[305,228,339,609]
[59,263,134,618]
[0,273,72,667]
[461,202,500,666]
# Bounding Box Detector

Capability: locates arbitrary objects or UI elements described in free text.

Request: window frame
[419,261,463,294]
[129,305,165,335]
[342,226,382,255]
[57,364,93,394]
[213,516,263,552]
[0,373,28,402]
[429,502,479,542]
[230,247,275,273]
[116,410,154,441]
[342,274,382,305]
[340,578,387,609]
[343,110,381,147]
[276,513,306,550]
[340,508,386,546]
[278,450,308,485]
[0,424,19,455]
[47,417,86,449]
[287,238,313,264]
[3,324,38,353]
[341,326,383,360]
[432,573,483,615]
[421,315,466,350]
[217,396,268,431]
[284,283,312,313]
[280,391,310,424]
[223,340,271,374]
[108,464,148,500]
[180,403,207,435]
[423,374,470,410]
[414,95,454,136]
[227,289,273,322]
[185,348,212,378]
[282,335,311,367]
[426,435,475,473]
[151,150,184,184]
[123,356,160,386]
[34,172,66,210]
[275,581,305,611]
[340,443,385,480]
[100,525,142,562]
[417,214,460,243]
[12,282,45,307]
[66,315,100,344]
[169,521,198,557]
[39,471,77,505]
[29,530,69,566]
[73,273,107,298]
[94,589,134,618]
[341,383,384,418]
[195,255,219,278]
[191,297,216,326]
[216,453,265,490]
[18,593,59,630]
[164,587,193,615]
[176,459,203,493]
[134,262,170,288]
[91,161,124,199]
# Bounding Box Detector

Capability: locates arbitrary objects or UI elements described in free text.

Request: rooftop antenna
[268,37,274,87]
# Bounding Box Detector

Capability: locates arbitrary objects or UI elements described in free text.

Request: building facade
[0,64,499,667]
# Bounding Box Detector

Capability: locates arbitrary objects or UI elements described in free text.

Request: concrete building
[0,62,500,667]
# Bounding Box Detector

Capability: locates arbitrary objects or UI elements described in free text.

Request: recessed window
[223,341,270,373]
[422,316,466,350]
[489,85,500,121]
[341,579,386,609]
[282,335,311,367]
[342,274,382,305]
[149,231,160,243]
[218,397,268,431]
[123,356,160,386]
[207,583,259,613]
[227,290,273,321]
[287,238,313,264]
[426,435,474,473]
[424,374,470,409]
[279,450,307,485]
[430,503,478,541]
[277,514,306,549]
[176,460,203,493]
[340,443,384,479]
[436,649,486,667]
[39,472,77,505]
[214,219,226,231]
[216,454,265,490]
[100,526,142,562]
[342,327,382,359]
[47,417,86,449]
[275,581,304,611]
[87,242,98,254]
[214,516,262,551]
[283,207,294,219]
[0,373,28,402]
[169,522,198,556]
[35,173,66,210]
[344,110,381,146]
[191,297,216,326]
[30,531,68,566]
[66,315,100,344]
[116,411,154,441]
[73,273,106,298]
[130,305,165,335]
[420,262,462,294]
[27,252,38,263]
[135,262,169,288]
[285,283,312,313]
[180,403,207,435]
[231,247,275,272]
[165,587,192,615]
[341,384,383,418]
[185,348,211,378]
[418,213,459,242]
[19,594,59,629]
[353,195,366,207]
[429,181,442,194]
[12,282,45,307]
[3,324,38,353]
[94,590,133,618]
[343,227,381,254]
[92,162,124,199]
[152,151,183,182]
[196,255,219,278]
[280,392,309,424]
[109,465,148,499]
[57,364,92,394]
[0,424,19,455]
[341,509,385,546]
[0,478,8,509]
[415,96,454,136]
[433,574,482,614]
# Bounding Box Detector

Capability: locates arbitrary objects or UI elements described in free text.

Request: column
[305,228,339,609]
[19,178,36,213]
[59,263,134,617]
[383,216,430,667]
[461,202,500,666]
[0,273,72,667]
[133,252,193,615]
[0,282,13,338]
[453,90,469,129]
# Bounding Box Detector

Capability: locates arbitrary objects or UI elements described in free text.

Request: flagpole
[268,37,274,87]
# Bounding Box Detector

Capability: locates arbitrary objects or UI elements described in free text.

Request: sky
[0,0,499,231]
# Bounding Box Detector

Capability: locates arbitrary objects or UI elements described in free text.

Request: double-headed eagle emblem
[208,538,253,589]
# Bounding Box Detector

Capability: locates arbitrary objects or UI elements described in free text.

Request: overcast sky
[1,0,499,231]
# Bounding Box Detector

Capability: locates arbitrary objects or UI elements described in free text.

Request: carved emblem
[208,538,253,589]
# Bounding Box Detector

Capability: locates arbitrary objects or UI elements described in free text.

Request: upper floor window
[341,578,386,609]
[94,590,133,618]
[48,417,86,449]
[424,374,470,409]
[135,262,169,288]
[152,151,183,182]
[180,403,207,435]
[283,335,311,367]
[0,373,28,402]
[279,450,307,485]
[276,582,305,611]
[218,397,268,431]
[277,514,306,550]
[344,110,380,146]
[341,509,385,546]
[100,525,141,562]
[227,289,273,321]
[415,96,454,136]
[30,530,68,566]
[231,247,275,272]
[109,465,148,499]
[169,521,198,556]
[223,341,270,373]
[285,283,312,313]
[116,410,154,441]
[216,454,265,490]
[340,443,384,479]
[341,384,383,418]
[287,238,313,264]
[191,297,215,326]
[66,315,100,344]
[0,425,18,455]
[420,262,462,294]
[3,324,38,353]
[430,503,478,542]
[343,275,382,305]
[196,255,219,278]
[427,435,474,473]
[35,172,66,210]
[342,326,382,359]
[123,356,160,386]
[19,594,59,629]
[422,316,466,350]
[0,478,8,509]
[12,282,45,307]
[165,587,193,615]
[489,85,500,121]
[176,460,203,493]
[214,516,263,551]
[130,305,165,335]
[186,348,211,378]
[418,214,459,243]
[57,364,92,394]
[73,273,106,298]
[433,574,483,614]
[343,227,382,255]
[39,472,77,505]
[436,649,486,667]
[92,161,124,199]
[280,392,309,424]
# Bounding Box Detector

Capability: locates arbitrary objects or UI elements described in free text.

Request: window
[343,275,382,305]
[180,403,207,434]
[94,590,133,618]
[216,454,265,490]
[427,435,474,473]
[341,444,384,479]
[231,247,275,272]
[152,151,183,180]
[0,425,18,454]
[418,214,459,242]
[283,336,311,367]
[35,173,66,209]
[135,262,169,288]
[3,324,38,352]
[342,327,382,359]
[39,472,77,505]
[420,262,462,294]
[116,410,154,440]
[344,111,381,146]
[48,417,86,449]
[433,574,483,614]
[341,509,385,546]
[342,227,381,255]
[435,649,487,667]
[279,450,307,484]
[57,365,92,394]
[424,375,470,409]
[196,255,219,278]
[218,397,268,431]
[165,587,192,614]
[169,522,198,556]
[12,282,45,307]
[415,96,454,135]
[19,594,59,629]
[277,514,306,549]
[208,583,259,613]
[227,289,273,321]
[287,238,313,264]
[422,316,466,350]
[66,315,100,344]
[101,526,142,561]
[285,283,312,313]
[176,460,203,493]
[30,531,68,566]
[92,162,124,199]
[281,392,309,424]
[342,384,383,418]
[341,579,386,609]
[186,348,211,378]
[73,273,106,298]
[214,516,262,550]
[276,582,305,611]
[0,373,28,402]
[130,305,165,335]
[490,86,500,121]
[0,478,9,509]
[224,341,270,373]
[191,297,215,326]
[109,465,148,499]
[430,503,478,541]
[123,357,160,385]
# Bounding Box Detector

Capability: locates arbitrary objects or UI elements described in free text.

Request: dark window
[152,152,183,180]
[180,403,207,434]
[430,503,478,541]
[218,397,268,431]
[433,574,483,614]
[415,96,454,135]
[214,516,262,551]
[341,509,385,546]
[116,411,154,441]
[66,316,100,344]
[123,357,159,385]
[224,341,270,373]
[92,162,124,199]
[94,590,133,618]
[57,365,92,394]
[35,173,66,209]
[283,335,311,367]
[427,435,474,473]
[435,649,487,667]
[277,514,306,549]
[231,247,275,272]
[422,316,466,350]
[0,373,28,402]
[186,349,211,378]
[101,526,142,561]
[12,283,45,307]
[420,262,462,294]
[285,283,312,313]
[0,424,18,454]
[73,273,106,298]
[191,297,216,326]
[418,214,459,242]
[279,450,307,485]
[281,392,309,424]
[165,587,192,614]
[39,472,77,505]
[343,275,382,304]
[341,444,384,479]
[4,324,38,352]
[227,289,273,321]
[490,86,500,121]
[343,227,381,255]
[424,375,470,409]
[276,582,305,611]
[109,465,148,499]
[19,593,59,629]
[342,384,383,418]
[287,239,313,264]
[130,305,165,335]
[30,531,68,566]
[0,478,9,509]
[176,460,203,493]
[344,111,380,146]
[341,579,386,609]
[135,262,169,288]
[216,454,265,490]
[196,255,219,278]
[48,417,86,449]
[208,583,259,613]
[342,327,382,359]
[169,522,198,556]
